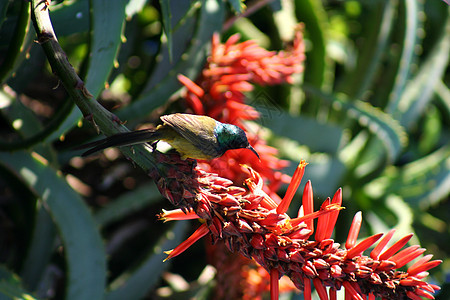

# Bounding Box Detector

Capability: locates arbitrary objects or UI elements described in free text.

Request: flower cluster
[176,29,306,297]
[178,26,305,193]
[152,154,441,300]
[205,240,296,300]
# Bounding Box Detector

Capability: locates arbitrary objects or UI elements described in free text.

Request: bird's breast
[159,126,220,160]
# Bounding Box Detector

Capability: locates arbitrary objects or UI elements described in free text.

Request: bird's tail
[77,129,161,157]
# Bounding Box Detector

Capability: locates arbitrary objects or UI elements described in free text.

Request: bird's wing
[160,114,219,150]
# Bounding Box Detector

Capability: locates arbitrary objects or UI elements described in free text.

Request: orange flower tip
[416,272,430,280]
[330,203,345,210]
[177,74,205,97]
[408,260,443,276]
[378,233,414,261]
[430,284,441,291]
[159,217,168,223]
[157,209,199,222]
[414,288,436,300]
[418,283,438,293]
[239,164,251,172]
[277,160,307,215]
[163,250,174,262]
[299,159,308,167]
[332,188,342,204]
[290,204,343,227]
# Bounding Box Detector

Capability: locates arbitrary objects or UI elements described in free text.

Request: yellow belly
[159,127,216,160]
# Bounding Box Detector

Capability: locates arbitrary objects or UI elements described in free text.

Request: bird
[78,113,260,160]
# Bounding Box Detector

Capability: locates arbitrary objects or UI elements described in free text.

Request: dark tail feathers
[77,129,160,157]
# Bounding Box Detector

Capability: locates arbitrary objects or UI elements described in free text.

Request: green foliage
[0,0,448,299]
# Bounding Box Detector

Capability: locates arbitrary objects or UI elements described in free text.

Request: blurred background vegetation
[0,0,448,299]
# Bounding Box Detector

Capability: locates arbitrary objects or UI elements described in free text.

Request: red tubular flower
[150,155,441,300]
[277,160,307,214]
[270,268,279,300]
[346,211,363,250]
[167,23,441,300]
[178,26,305,189]
[164,223,209,261]
[176,34,306,296]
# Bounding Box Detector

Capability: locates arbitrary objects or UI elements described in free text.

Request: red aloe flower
[176,29,305,298]
[177,26,305,191]
[152,155,441,300]
[205,238,296,300]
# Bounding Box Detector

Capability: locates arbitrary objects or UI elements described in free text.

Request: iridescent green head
[214,122,260,159]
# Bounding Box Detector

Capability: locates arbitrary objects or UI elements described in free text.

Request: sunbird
[79,113,260,160]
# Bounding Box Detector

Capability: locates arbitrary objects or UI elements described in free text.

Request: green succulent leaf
[159,0,173,62]
[0,267,37,300]
[106,221,189,300]
[305,87,408,163]
[117,0,225,121]
[262,112,345,155]
[396,8,450,129]
[46,0,128,142]
[51,0,90,36]
[0,151,107,300]
[385,146,450,209]
[0,0,31,84]
[386,0,423,114]
[95,184,162,227]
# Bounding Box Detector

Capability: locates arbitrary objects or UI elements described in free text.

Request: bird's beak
[247,145,260,161]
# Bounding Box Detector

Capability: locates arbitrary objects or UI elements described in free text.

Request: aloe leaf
[0,0,31,84]
[51,0,90,36]
[137,0,196,96]
[0,0,9,28]
[262,112,345,155]
[386,0,423,114]
[46,0,128,142]
[435,80,450,118]
[20,207,56,291]
[385,146,450,209]
[117,0,225,121]
[347,100,407,163]
[0,151,107,300]
[0,267,37,300]
[86,0,128,97]
[0,87,68,157]
[159,0,173,62]
[106,221,189,300]
[0,88,43,136]
[294,0,329,90]
[305,86,407,162]
[95,184,162,227]
[339,0,397,100]
[396,8,450,129]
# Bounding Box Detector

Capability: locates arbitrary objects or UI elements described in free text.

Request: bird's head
[215,123,260,160]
